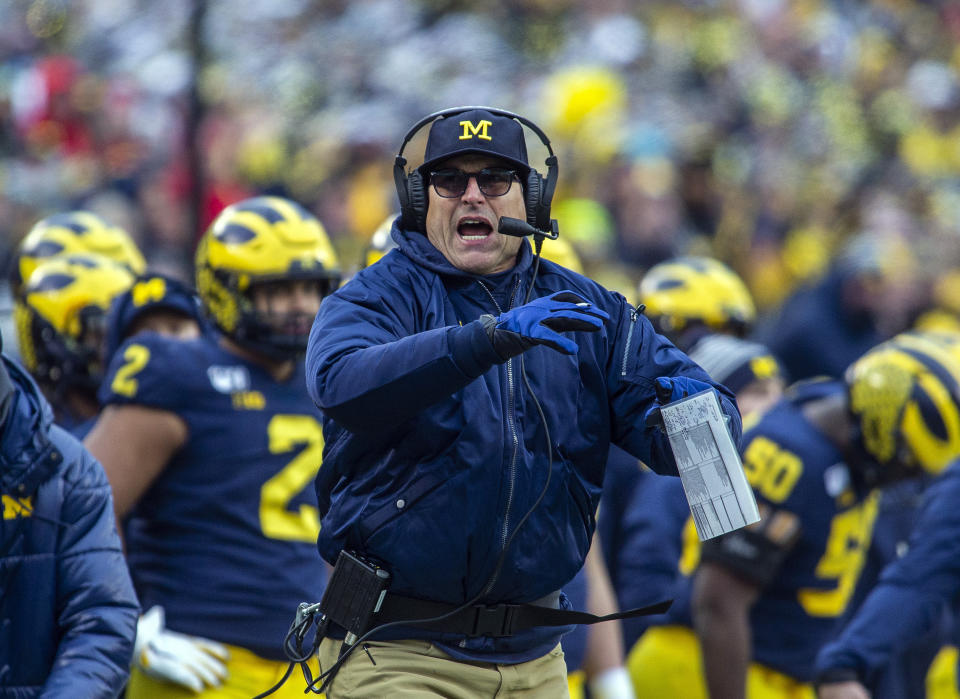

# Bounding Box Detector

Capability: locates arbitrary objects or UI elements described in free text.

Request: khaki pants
[317,638,569,698]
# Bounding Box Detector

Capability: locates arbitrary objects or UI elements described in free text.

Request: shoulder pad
[98,332,208,411]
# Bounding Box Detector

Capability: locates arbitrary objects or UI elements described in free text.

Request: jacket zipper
[621,306,639,377]
[477,277,522,597]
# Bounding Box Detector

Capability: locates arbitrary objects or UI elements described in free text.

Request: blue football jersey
[701,380,878,682]
[99,331,327,659]
[816,462,960,687]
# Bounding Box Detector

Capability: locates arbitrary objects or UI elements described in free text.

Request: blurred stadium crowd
[4,0,960,328]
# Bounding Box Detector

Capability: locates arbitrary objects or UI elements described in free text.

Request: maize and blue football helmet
[15,253,135,397]
[846,331,960,483]
[11,211,145,298]
[195,196,341,359]
[638,256,756,346]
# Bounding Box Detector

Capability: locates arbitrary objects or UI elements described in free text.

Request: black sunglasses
[429,167,518,198]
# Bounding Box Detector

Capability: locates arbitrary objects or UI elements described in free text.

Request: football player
[692,335,960,699]
[814,331,960,699]
[84,196,340,697]
[622,258,784,694]
[14,253,135,437]
[360,213,399,269]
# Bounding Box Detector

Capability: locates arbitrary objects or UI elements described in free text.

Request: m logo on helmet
[849,361,911,464]
[849,339,960,476]
[459,120,492,141]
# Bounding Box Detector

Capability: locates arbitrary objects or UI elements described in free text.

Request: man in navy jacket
[306,107,740,697]
[0,330,138,697]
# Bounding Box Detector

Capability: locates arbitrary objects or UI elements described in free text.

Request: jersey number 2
[111,344,151,398]
[260,415,323,542]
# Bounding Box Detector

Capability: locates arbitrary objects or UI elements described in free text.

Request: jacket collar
[392,222,535,285]
[0,356,58,495]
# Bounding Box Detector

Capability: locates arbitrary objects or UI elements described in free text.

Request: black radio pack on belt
[319,550,391,648]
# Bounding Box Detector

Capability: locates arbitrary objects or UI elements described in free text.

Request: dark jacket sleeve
[608,305,742,474]
[306,285,501,433]
[42,446,139,699]
[814,467,960,684]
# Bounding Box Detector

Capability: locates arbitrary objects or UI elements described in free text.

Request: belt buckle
[470,604,516,637]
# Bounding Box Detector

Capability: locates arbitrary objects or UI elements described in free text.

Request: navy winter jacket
[306,224,740,658]
[0,356,138,698]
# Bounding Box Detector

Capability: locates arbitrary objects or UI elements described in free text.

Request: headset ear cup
[524,171,545,230]
[403,171,428,233]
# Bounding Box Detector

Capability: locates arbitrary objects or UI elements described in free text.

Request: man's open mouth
[457,217,493,240]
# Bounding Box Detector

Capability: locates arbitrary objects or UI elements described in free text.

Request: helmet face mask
[846,334,960,482]
[236,278,329,359]
[15,254,135,398]
[196,196,340,360]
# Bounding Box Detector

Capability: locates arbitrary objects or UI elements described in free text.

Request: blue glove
[644,376,715,432]
[480,290,609,361]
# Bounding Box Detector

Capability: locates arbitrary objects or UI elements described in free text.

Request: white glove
[588,666,636,699]
[134,605,230,692]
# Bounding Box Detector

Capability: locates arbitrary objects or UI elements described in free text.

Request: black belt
[371,591,672,638]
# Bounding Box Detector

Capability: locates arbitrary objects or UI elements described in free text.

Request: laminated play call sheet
[660,390,760,540]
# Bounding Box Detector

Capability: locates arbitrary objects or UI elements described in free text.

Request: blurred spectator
[757,231,916,381]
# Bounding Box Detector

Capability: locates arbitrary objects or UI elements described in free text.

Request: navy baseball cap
[419,108,530,176]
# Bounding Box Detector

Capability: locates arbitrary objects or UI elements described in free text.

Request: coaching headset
[393,106,559,237]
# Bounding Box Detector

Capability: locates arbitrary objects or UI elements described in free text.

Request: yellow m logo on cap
[459,120,492,141]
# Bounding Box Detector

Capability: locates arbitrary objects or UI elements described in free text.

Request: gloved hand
[480,290,609,361]
[134,605,230,692]
[643,376,715,433]
[588,666,636,699]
